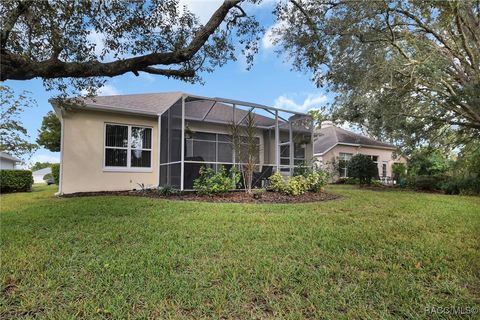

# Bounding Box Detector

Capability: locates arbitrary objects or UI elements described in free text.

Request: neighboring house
[32,167,52,184]
[50,92,314,194]
[314,121,406,181]
[0,152,21,170]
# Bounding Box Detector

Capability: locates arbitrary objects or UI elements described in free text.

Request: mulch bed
[61,190,340,204]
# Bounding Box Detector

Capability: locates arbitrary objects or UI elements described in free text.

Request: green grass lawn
[1,185,479,319]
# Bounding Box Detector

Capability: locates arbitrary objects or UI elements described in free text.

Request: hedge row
[51,163,60,185]
[0,170,34,193]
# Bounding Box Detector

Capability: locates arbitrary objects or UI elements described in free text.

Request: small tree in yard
[347,154,378,185]
[231,112,259,194]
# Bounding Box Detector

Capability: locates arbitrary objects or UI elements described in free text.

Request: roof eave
[314,142,398,156]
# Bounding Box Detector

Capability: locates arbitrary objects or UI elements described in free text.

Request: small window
[382,162,387,177]
[104,124,152,170]
[338,153,353,177]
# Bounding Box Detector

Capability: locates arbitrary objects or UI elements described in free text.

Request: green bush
[252,188,266,199]
[158,185,177,196]
[269,172,287,193]
[392,163,407,179]
[284,175,309,196]
[43,173,53,181]
[194,166,240,195]
[306,170,328,192]
[407,175,447,191]
[370,179,383,187]
[347,154,378,184]
[441,177,480,195]
[51,163,60,184]
[293,161,311,177]
[269,170,328,195]
[0,170,34,193]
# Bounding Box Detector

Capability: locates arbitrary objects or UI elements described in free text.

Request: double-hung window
[104,123,152,170]
[338,152,353,177]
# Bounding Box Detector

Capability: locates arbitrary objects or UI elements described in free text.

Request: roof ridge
[334,126,394,147]
[87,91,185,98]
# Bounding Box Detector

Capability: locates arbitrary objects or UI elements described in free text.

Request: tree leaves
[272,0,480,152]
[0,85,38,160]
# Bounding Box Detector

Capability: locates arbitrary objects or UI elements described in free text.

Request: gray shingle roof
[63,93,286,127]
[55,93,314,132]
[314,126,396,155]
[78,92,183,116]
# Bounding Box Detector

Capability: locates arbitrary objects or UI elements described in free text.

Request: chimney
[320,121,334,128]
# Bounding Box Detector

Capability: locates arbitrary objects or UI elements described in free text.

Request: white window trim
[103,122,153,172]
[338,152,353,178]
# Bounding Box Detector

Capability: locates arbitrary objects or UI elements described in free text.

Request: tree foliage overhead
[0,85,38,160]
[37,111,61,152]
[272,0,480,151]
[0,0,261,94]
[30,161,55,172]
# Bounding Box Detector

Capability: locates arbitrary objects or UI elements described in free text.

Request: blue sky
[4,0,333,167]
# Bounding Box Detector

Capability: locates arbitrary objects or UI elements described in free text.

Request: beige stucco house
[51,92,314,194]
[314,121,406,181]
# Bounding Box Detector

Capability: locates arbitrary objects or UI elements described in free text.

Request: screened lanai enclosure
[159,94,314,190]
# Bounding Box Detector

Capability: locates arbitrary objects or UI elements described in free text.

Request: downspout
[275,110,279,172]
[157,115,161,187]
[57,106,65,195]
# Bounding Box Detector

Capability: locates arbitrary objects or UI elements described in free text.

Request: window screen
[105,124,152,169]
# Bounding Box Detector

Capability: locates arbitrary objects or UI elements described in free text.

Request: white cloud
[273,93,328,112]
[262,23,281,50]
[80,84,121,96]
[97,84,121,96]
[178,0,223,24]
[86,30,106,58]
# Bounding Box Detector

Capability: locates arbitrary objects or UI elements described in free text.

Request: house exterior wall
[316,144,406,179]
[33,174,46,184]
[0,159,16,169]
[61,109,158,194]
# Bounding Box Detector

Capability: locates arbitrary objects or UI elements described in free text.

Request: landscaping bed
[61,189,340,203]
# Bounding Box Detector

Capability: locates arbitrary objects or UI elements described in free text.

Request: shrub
[268,172,287,193]
[284,175,309,196]
[293,161,311,177]
[158,185,177,196]
[252,188,266,199]
[346,154,378,184]
[51,163,60,184]
[397,177,408,188]
[269,170,328,195]
[441,177,480,195]
[392,163,407,180]
[407,175,447,191]
[0,170,34,193]
[43,173,53,181]
[408,148,450,176]
[194,166,239,195]
[370,179,383,187]
[306,170,328,192]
